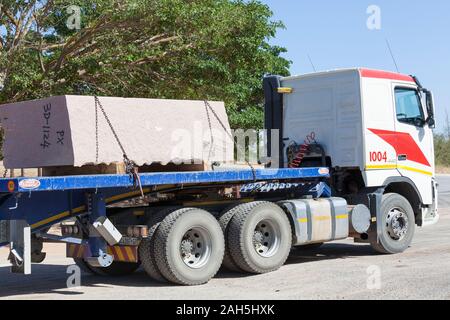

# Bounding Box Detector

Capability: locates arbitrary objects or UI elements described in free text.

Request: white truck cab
[264,68,438,253]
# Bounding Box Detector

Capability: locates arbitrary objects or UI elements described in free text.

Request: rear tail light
[140,227,148,238]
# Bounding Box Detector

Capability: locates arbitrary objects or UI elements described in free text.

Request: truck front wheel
[370,193,415,254]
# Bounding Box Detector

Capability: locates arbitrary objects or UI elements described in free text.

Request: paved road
[1,177,449,300]
[438,175,450,208]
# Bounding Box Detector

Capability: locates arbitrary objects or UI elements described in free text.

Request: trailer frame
[0,167,330,274]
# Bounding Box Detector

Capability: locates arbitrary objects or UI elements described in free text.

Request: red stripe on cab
[360,69,415,83]
[368,128,431,167]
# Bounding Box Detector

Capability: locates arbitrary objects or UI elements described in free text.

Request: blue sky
[261,0,450,133]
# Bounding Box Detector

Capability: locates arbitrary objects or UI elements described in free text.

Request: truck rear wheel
[370,193,415,254]
[218,204,250,272]
[139,228,165,282]
[139,207,181,282]
[227,202,292,274]
[74,258,140,276]
[154,208,225,285]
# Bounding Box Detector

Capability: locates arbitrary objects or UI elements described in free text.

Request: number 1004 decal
[369,151,387,162]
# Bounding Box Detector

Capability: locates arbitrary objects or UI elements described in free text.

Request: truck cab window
[395,88,425,126]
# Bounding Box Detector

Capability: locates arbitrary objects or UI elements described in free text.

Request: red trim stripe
[368,128,431,167]
[360,69,415,83]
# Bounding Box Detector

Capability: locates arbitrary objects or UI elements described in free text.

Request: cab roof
[282,68,415,84]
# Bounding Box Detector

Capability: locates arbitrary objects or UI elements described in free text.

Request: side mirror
[426,117,436,128]
[414,117,426,128]
[425,90,436,129]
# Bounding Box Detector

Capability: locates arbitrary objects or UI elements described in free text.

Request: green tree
[434,133,450,166]
[0,0,290,129]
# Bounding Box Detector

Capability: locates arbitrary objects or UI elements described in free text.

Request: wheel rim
[179,226,212,269]
[253,219,281,258]
[386,207,409,241]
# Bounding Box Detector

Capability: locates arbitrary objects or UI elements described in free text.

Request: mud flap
[367,191,383,244]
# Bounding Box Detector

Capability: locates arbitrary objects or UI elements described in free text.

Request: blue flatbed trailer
[0,167,329,234]
[0,167,335,279]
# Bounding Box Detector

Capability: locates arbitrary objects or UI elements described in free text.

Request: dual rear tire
[138,202,293,285]
[222,202,292,274]
[152,208,225,286]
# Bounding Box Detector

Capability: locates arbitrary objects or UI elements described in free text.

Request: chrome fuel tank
[279,198,349,245]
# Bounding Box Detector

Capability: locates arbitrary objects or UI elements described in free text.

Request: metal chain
[204,103,214,163]
[94,96,129,159]
[203,100,257,181]
[3,169,8,178]
[94,96,144,198]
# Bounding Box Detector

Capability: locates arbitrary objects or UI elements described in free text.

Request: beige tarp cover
[0,96,234,169]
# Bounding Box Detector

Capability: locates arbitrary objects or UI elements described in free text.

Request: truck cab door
[392,84,435,207]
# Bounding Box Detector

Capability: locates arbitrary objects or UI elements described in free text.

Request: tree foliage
[0,0,290,129]
[434,134,450,166]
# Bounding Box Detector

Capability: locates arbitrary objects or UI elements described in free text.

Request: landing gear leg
[8,220,31,274]
[85,193,113,268]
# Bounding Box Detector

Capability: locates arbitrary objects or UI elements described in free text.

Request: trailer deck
[0,167,330,248]
[0,167,329,193]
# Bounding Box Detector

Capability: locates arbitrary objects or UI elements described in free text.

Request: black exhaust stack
[263,75,284,168]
